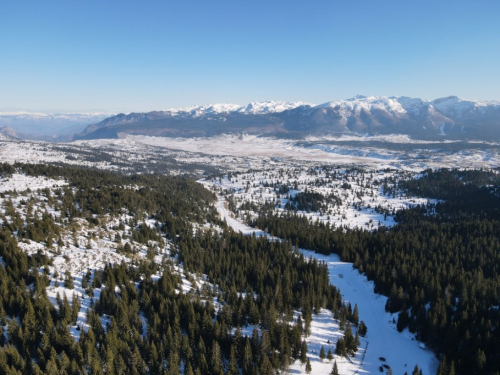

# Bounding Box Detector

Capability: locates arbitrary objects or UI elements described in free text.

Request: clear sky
[1,0,499,113]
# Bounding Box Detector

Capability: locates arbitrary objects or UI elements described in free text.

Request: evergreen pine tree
[305,358,312,374]
[437,355,447,375]
[198,353,208,374]
[327,348,333,361]
[167,350,180,375]
[300,341,308,365]
[228,343,238,375]
[64,271,74,289]
[345,322,357,354]
[243,337,253,372]
[297,313,304,333]
[339,305,346,331]
[352,303,359,326]
[359,320,367,337]
[211,340,223,375]
[449,360,456,375]
[185,362,194,375]
[260,354,273,375]
[319,345,326,361]
[475,349,487,371]
[335,337,346,357]
[331,360,339,375]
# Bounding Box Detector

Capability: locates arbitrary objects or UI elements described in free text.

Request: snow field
[288,308,365,375]
[202,166,434,231]
[3,133,500,179]
[0,173,67,193]
[1,137,497,374]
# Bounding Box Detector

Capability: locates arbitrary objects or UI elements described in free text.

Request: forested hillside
[2,161,499,374]
[0,163,361,374]
[250,169,500,374]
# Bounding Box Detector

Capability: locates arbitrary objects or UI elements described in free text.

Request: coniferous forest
[251,169,500,374]
[0,163,359,375]
[1,162,499,374]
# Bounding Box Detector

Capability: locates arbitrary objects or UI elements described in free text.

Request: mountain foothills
[73,96,500,141]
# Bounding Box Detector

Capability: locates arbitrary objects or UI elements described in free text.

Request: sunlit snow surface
[213,196,439,375]
[0,173,66,192]
[2,134,500,176]
[202,165,437,232]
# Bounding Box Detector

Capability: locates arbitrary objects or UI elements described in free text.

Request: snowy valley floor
[2,134,500,177]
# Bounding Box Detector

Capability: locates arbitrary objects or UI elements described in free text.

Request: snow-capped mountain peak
[312,95,500,120]
[315,95,407,117]
[8,95,500,142]
[165,103,242,116]
[430,96,489,118]
[164,101,312,117]
[238,100,313,114]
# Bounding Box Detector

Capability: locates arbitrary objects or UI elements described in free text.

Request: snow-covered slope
[0,126,18,139]
[430,96,491,117]
[315,95,500,117]
[317,95,407,117]
[237,100,312,114]
[163,96,500,119]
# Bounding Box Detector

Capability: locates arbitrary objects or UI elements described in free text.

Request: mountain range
[3,96,500,142]
[75,95,500,141]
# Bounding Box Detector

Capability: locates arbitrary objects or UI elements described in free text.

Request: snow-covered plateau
[2,134,500,176]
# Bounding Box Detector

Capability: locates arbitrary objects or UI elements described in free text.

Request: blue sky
[1,1,499,113]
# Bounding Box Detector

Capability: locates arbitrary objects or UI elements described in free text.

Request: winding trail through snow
[212,193,439,374]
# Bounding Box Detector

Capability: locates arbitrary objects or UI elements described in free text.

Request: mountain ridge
[6,96,500,141]
[75,95,500,141]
